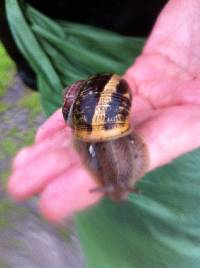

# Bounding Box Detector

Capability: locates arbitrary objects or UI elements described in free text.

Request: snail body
[62,74,147,201]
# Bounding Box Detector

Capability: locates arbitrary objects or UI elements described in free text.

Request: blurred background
[0,43,85,268]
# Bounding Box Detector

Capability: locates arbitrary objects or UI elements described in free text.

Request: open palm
[9,0,200,222]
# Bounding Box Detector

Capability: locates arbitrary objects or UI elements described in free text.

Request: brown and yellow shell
[63,73,132,142]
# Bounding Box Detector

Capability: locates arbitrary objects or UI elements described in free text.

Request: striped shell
[63,74,132,142]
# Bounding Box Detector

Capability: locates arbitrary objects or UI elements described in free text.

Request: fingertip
[12,147,31,170]
[39,168,102,222]
[7,172,28,201]
[39,195,69,223]
[35,108,66,143]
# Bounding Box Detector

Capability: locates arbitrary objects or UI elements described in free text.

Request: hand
[8,0,200,222]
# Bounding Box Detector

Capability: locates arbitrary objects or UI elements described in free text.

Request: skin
[8,0,200,222]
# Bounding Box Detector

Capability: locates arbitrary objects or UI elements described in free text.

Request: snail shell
[63,74,132,142]
[62,74,148,201]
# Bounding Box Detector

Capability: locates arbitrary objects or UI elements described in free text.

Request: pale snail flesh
[62,73,148,201]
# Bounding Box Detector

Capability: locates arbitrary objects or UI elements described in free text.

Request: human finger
[35,108,67,143]
[13,127,71,170]
[136,104,200,171]
[39,166,102,222]
[8,145,80,200]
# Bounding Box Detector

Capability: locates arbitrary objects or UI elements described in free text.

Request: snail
[62,73,148,201]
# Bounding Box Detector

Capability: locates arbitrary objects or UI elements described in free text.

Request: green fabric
[6,0,144,115]
[77,149,200,268]
[6,1,200,268]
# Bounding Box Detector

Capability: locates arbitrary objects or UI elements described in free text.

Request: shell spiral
[67,74,132,142]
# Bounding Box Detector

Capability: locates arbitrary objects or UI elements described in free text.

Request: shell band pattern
[71,74,132,142]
